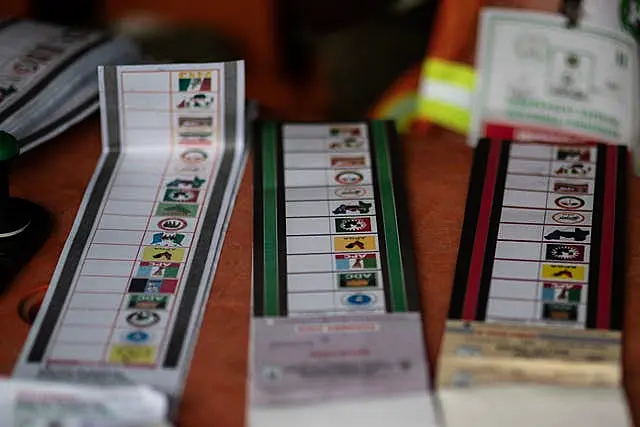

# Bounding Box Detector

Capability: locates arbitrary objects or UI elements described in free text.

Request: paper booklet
[468,7,640,175]
[0,18,141,153]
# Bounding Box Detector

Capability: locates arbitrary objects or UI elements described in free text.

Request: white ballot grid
[282,124,386,316]
[13,62,246,398]
[487,143,596,326]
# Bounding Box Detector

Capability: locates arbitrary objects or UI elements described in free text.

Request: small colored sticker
[178,71,212,92]
[180,148,208,163]
[156,203,198,217]
[545,244,585,262]
[335,217,372,233]
[335,253,377,270]
[179,137,212,145]
[163,188,199,203]
[123,330,151,344]
[329,126,361,137]
[542,283,582,303]
[177,93,214,109]
[141,247,185,262]
[542,303,578,322]
[178,116,212,128]
[126,311,160,328]
[137,261,180,279]
[334,171,364,185]
[540,264,586,281]
[551,212,586,225]
[127,294,169,310]
[554,196,585,210]
[339,272,377,288]
[543,227,590,242]
[328,137,365,151]
[128,278,178,294]
[332,200,373,215]
[334,236,376,252]
[157,217,188,231]
[334,187,367,198]
[109,344,156,365]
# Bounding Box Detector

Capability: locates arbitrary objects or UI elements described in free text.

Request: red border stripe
[596,145,617,329]
[463,139,502,319]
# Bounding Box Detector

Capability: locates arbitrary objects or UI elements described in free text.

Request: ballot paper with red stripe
[439,139,628,390]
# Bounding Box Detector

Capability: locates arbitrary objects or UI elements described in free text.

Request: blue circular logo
[345,293,373,306]
[126,331,150,343]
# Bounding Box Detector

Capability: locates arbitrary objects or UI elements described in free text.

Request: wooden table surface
[0,0,639,425]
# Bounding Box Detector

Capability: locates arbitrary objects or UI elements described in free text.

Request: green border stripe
[371,121,408,312]
[262,122,279,316]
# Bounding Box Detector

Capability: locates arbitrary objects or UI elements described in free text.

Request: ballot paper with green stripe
[249,121,438,427]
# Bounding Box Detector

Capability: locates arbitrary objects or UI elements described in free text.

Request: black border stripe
[162,62,239,367]
[382,121,421,312]
[0,34,111,124]
[586,144,607,329]
[609,146,627,331]
[448,138,491,319]
[26,67,121,362]
[475,140,510,321]
[367,122,392,313]
[252,120,265,317]
[275,124,289,316]
[19,95,98,149]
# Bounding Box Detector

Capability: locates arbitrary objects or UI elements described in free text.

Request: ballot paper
[0,18,141,152]
[12,62,248,415]
[0,377,171,427]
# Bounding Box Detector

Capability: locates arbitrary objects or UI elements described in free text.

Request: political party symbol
[329,137,365,151]
[542,283,582,303]
[128,278,178,294]
[542,303,578,322]
[178,71,212,91]
[124,330,150,344]
[330,156,366,168]
[553,182,589,194]
[332,201,373,215]
[164,188,199,203]
[545,244,585,262]
[156,203,198,217]
[127,294,169,310]
[335,253,377,270]
[158,217,188,231]
[541,264,586,281]
[126,311,160,328]
[334,236,376,252]
[167,176,205,189]
[109,344,156,365]
[557,148,590,162]
[335,217,372,233]
[335,171,364,185]
[544,227,590,242]
[342,293,375,307]
[555,196,585,209]
[179,116,212,128]
[150,232,185,247]
[551,212,585,225]
[330,126,361,137]
[141,247,185,262]
[554,162,592,176]
[180,149,208,163]
[177,93,214,109]
[137,262,180,279]
[339,272,377,288]
[335,187,367,198]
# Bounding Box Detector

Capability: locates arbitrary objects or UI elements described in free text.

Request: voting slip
[468,7,640,176]
[12,62,248,412]
[438,138,631,427]
[0,18,141,152]
[248,121,439,427]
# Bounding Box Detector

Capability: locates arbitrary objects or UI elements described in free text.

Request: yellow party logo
[109,345,156,365]
[334,235,376,252]
[540,264,585,281]
[141,247,185,263]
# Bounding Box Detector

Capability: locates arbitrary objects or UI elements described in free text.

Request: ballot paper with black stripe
[0,18,140,152]
[439,138,628,392]
[13,62,248,407]
[249,121,438,427]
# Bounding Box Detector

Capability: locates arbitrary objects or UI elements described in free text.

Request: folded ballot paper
[0,18,141,153]
[0,377,172,426]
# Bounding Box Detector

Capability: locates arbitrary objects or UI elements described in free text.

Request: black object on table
[0,131,51,292]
